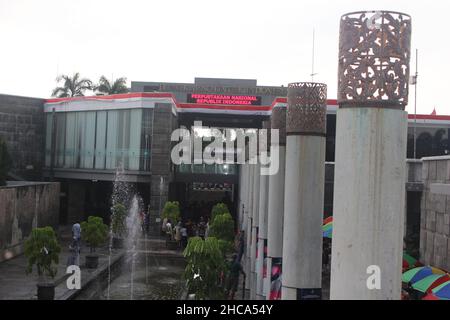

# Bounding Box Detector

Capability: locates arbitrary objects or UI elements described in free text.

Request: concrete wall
[0,94,45,180]
[420,156,450,271]
[0,182,60,262]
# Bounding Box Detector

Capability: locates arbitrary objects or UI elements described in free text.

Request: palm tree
[51,73,93,97]
[95,76,129,95]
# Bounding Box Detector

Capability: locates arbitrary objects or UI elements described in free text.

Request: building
[1,77,450,259]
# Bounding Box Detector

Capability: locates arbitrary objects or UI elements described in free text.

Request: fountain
[126,195,141,300]
[107,165,133,300]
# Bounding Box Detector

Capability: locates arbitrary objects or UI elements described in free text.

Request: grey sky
[0,0,448,114]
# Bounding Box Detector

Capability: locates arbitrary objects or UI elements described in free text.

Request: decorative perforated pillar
[330,11,411,300]
[282,82,327,300]
[266,105,286,300]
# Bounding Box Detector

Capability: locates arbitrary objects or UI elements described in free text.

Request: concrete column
[250,163,260,299]
[239,164,247,231]
[256,121,271,300]
[245,164,254,291]
[330,11,411,300]
[266,105,286,300]
[256,168,269,299]
[282,82,327,300]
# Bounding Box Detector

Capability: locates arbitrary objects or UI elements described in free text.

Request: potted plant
[111,203,127,249]
[210,203,229,222]
[24,226,61,300]
[161,201,181,223]
[208,212,235,255]
[81,216,108,269]
[183,237,227,299]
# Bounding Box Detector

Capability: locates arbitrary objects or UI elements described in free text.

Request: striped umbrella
[403,252,421,271]
[322,216,333,239]
[402,266,446,284]
[412,274,450,293]
[422,293,444,300]
[432,281,450,300]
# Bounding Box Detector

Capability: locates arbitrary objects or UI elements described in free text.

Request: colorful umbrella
[402,266,445,284]
[322,216,333,239]
[323,216,333,225]
[403,252,421,271]
[422,293,442,300]
[432,281,450,300]
[323,229,332,239]
[412,274,450,293]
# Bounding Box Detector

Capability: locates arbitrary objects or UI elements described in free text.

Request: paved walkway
[0,226,123,300]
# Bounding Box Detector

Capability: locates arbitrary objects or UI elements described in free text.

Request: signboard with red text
[187,93,262,106]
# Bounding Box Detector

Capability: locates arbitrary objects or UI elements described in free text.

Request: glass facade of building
[45,109,153,171]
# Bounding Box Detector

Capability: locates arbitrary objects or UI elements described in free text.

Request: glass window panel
[55,113,66,167]
[79,111,96,169]
[95,111,107,170]
[140,109,153,171]
[129,109,142,170]
[106,110,119,169]
[65,112,77,168]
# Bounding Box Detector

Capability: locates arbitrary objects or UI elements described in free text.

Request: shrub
[162,201,180,223]
[209,208,235,254]
[24,226,61,280]
[111,203,127,238]
[210,203,229,222]
[183,237,227,299]
[0,137,11,186]
[81,216,108,253]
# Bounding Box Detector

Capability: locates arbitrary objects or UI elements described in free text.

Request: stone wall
[420,156,450,271]
[0,182,60,262]
[0,94,45,180]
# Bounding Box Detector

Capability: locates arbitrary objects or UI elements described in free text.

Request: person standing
[144,211,150,235]
[198,216,206,240]
[226,254,246,300]
[174,221,182,249]
[180,223,188,249]
[165,219,173,241]
[68,222,81,266]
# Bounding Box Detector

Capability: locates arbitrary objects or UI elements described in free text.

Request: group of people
[161,219,189,249]
[161,216,212,249]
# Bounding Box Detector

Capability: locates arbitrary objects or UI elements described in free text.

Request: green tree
[81,216,109,253]
[162,201,180,223]
[51,73,93,97]
[183,237,227,299]
[0,137,11,186]
[210,203,229,222]
[24,227,61,280]
[95,76,129,95]
[209,212,235,254]
[111,203,127,238]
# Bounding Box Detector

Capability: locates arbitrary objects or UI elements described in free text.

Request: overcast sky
[0,0,448,114]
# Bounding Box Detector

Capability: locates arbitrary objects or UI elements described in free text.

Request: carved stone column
[282,82,327,300]
[266,105,286,300]
[331,11,411,300]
